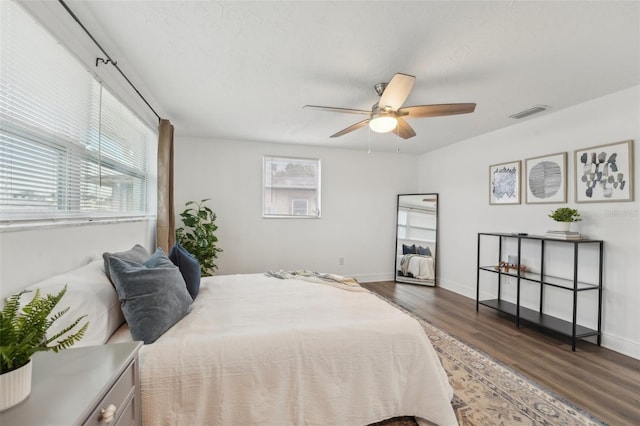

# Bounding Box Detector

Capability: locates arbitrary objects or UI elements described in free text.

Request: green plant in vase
[0,286,88,374]
[0,285,88,410]
[548,207,582,233]
[548,207,582,222]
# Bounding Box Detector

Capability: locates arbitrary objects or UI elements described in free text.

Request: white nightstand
[0,341,142,425]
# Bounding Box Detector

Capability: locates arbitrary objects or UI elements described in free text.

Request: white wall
[173,137,419,282]
[0,220,156,298]
[418,85,640,359]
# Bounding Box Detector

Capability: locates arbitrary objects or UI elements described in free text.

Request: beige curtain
[156,119,175,253]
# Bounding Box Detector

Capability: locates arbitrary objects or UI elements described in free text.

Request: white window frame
[262,155,321,219]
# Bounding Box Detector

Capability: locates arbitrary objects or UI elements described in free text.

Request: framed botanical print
[574,140,634,203]
[489,160,521,205]
[525,152,567,204]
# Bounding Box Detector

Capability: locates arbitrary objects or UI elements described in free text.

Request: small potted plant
[549,207,582,231]
[0,286,88,411]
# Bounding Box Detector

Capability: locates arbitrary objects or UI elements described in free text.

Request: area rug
[372,297,607,426]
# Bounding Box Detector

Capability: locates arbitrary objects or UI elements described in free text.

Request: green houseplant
[0,285,88,410]
[176,198,223,276]
[549,207,582,222]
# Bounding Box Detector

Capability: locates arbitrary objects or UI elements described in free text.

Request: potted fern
[0,286,88,411]
[176,198,223,276]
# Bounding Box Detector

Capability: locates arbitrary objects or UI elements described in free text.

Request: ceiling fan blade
[399,103,476,118]
[395,117,416,139]
[303,105,371,115]
[378,73,415,111]
[330,119,370,138]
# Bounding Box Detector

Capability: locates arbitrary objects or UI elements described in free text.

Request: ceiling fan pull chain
[368,126,372,154]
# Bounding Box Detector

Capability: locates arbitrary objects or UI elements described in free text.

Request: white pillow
[20,259,124,347]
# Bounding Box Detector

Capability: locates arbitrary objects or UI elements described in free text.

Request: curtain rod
[58,0,161,123]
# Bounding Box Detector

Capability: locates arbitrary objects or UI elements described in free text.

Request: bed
[396,253,435,280]
[396,241,435,280]
[21,256,457,426]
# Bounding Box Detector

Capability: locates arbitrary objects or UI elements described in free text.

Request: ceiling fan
[304,73,476,139]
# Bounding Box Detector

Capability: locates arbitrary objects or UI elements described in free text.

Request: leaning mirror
[394,193,438,286]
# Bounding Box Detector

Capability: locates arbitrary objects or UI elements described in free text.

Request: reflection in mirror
[395,193,438,286]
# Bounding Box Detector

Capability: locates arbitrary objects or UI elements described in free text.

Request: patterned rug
[373,298,607,426]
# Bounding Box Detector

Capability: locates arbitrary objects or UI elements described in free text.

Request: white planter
[555,221,571,232]
[0,360,32,411]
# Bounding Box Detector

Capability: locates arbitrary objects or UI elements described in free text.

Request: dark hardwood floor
[361,281,640,426]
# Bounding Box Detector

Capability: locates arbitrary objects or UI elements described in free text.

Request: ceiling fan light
[369,115,397,133]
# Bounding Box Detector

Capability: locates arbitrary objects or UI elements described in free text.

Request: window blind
[0,1,156,223]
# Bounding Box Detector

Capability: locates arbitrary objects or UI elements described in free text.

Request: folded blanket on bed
[265,270,368,292]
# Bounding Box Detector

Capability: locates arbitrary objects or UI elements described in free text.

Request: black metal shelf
[478,299,599,338]
[476,232,603,351]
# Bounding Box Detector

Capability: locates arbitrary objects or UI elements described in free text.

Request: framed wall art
[489,160,521,205]
[574,140,634,203]
[525,152,567,204]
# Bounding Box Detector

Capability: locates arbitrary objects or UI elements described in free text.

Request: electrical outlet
[338,257,344,266]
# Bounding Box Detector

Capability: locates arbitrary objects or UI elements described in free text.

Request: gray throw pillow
[103,244,150,283]
[108,248,192,344]
[417,245,432,256]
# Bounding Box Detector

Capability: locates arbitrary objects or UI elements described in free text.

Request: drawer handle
[98,404,117,424]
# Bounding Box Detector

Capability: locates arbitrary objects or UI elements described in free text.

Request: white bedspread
[112,273,456,426]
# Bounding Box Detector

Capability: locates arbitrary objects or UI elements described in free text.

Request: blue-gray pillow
[168,242,201,300]
[402,244,417,255]
[103,244,149,283]
[108,249,192,344]
[417,245,432,256]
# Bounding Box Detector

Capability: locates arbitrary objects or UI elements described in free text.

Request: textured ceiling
[61,1,640,154]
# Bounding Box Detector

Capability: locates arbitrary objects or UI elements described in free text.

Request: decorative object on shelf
[495,261,527,273]
[176,198,223,276]
[525,152,567,204]
[574,139,634,203]
[489,160,521,205]
[548,207,581,233]
[0,286,88,411]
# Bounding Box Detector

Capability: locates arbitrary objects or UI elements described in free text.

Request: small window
[263,156,320,218]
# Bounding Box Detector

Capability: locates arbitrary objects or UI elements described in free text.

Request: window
[397,207,436,243]
[0,1,156,224]
[263,156,320,218]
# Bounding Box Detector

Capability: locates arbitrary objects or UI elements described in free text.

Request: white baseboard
[355,272,394,283]
[438,277,476,299]
[601,332,640,360]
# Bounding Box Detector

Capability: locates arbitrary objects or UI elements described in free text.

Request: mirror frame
[394,193,438,286]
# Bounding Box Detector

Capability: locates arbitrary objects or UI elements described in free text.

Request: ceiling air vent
[509,105,548,119]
